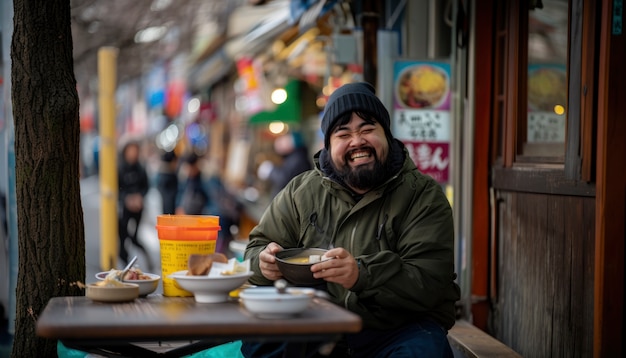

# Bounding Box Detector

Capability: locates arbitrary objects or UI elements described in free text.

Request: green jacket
[245,146,460,330]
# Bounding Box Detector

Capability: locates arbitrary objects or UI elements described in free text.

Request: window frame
[491,0,596,196]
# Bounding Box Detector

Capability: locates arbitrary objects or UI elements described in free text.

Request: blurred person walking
[117,139,152,270]
[156,150,179,214]
[176,152,210,215]
[257,131,312,197]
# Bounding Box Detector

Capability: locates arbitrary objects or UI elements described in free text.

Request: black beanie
[321,82,391,149]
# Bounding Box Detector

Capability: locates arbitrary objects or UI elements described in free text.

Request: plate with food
[96,267,160,296]
[169,254,253,303]
[396,64,450,109]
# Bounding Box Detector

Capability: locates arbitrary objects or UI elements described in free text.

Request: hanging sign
[392,60,451,183]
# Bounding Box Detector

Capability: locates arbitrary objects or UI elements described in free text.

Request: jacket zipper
[344,220,359,308]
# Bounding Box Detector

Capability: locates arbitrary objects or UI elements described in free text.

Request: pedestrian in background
[117,139,152,270]
[176,152,209,215]
[257,131,312,197]
[156,150,179,215]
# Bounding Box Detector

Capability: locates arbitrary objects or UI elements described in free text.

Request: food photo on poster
[395,61,451,110]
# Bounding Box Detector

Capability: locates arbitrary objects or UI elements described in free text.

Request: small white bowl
[85,282,139,303]
[169,270,253,303]
[239,287,315,319]
[96,272,161,296]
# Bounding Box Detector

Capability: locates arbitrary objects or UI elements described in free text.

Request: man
[244,82,460,357]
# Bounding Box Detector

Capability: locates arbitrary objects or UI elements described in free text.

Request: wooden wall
[491,191,595,357]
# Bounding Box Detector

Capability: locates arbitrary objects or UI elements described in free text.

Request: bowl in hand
[274,248,330,286]
[239,286,315,319]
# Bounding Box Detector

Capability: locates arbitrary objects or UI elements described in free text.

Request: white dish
[169,270,253,303]
[96,271,161,296]
[239,287,315,319]
[85,282,139,303]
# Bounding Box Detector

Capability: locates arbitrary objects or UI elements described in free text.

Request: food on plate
[398,65,448,108]
[123,268,152,280]
[527,68,567,111]
[187,253,229,275]
[104,267,152,281]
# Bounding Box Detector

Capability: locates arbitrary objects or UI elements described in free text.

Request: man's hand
[259,242,284,281]
[311,248,359,289]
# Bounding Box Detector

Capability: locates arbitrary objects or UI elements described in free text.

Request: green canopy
[249,80,301,124]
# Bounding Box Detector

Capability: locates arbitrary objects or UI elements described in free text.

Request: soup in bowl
[274,248,331,286]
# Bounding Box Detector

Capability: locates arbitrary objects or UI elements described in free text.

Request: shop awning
[224,0,292,59]
[187,0,338,91]
[187,49,233,92]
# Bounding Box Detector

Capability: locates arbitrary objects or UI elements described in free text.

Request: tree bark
[11,0,85,356]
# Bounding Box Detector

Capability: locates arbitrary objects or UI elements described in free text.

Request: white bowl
[85,282,139,303]
[169,270,253,303]
[239,287,315,319]
[96,271,161,296]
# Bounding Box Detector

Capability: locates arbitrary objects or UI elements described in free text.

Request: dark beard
[331,149,388,191]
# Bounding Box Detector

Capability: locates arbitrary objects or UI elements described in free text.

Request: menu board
[392,60,451,184]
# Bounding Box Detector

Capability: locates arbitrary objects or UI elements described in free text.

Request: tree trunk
[11,0,85,357]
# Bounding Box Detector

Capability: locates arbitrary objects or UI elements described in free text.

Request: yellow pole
[98,47,119,271]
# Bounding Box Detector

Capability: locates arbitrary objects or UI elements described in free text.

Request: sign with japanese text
[392,60,451,183]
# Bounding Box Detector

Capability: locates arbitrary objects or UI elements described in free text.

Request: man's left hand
[311,248,359,289]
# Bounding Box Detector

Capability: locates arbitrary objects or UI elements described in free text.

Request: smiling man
[244,82,460,357]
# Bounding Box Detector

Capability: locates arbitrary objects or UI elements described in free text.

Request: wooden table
[36,295,362,357]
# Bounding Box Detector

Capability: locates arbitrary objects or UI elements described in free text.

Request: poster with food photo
[394,61,451,110]
[527,63,567,112]
[526,63,567,143]
[392,60,451,184]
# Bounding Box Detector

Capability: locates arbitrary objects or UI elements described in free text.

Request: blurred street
[81,175,163,294]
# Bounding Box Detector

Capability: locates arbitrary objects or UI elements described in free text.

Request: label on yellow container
[160,239,217,297]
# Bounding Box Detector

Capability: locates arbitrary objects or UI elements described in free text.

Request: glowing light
[187,97,200,113]
[271,88,288,104]
[554,104,565,115]
[156,123,180,151]
[135,26,167,43]
[268,121,286,134]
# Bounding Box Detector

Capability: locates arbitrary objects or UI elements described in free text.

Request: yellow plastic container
[156,215,221,297]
